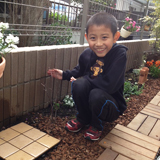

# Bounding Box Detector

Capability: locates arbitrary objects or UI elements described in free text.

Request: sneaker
[84,126,102,141]
[65,119,84,132]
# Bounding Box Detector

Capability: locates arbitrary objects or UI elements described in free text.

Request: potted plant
[139,16,153,31]
[120,17,141,38]
[0,22,19,78]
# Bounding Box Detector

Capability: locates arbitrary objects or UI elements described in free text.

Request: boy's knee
[72,78,90,93]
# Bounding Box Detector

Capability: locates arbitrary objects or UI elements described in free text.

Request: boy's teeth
[97,49,103,51]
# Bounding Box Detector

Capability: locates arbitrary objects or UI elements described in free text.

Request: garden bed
[1,72,160,160]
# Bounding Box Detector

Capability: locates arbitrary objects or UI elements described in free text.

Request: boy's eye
[102,36,108,39]
[90,37,95,40]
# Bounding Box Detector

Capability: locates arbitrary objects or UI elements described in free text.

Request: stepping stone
[0,122,60,160]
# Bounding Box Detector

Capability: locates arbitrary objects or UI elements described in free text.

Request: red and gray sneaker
[65,119,84,132]
[84,126,102,141]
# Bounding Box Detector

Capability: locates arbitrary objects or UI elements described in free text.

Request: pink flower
[132,23,135,28]
[133,21,136,24]
[125,17,130,21]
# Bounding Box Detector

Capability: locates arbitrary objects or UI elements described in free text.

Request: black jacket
[63,43,128,114]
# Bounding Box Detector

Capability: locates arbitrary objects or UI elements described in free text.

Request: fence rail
[0,40,151,128]
[0,0,153,46]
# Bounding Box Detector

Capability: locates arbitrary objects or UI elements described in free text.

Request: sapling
[41,82,60,122]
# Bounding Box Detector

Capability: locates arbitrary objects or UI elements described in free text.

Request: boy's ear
[85,33,88,41]
[113,31,120,43]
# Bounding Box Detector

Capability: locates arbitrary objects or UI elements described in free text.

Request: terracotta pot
[144,25,150,31]
[0,57,6,78]
[120,26,132,38]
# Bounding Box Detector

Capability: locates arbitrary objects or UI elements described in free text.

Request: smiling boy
[47,12,128,141]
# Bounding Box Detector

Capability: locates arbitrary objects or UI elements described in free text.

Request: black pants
[71,78,120,131]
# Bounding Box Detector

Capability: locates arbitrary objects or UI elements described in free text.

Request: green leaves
[124,81,144,100]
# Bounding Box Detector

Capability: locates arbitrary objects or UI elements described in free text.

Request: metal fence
[0,0,153,47]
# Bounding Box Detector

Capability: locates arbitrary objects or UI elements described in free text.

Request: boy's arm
[62,53,86,81]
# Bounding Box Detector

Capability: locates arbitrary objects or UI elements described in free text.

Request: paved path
[98,91,160,160]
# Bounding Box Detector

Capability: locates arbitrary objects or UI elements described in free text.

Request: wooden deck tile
[127,113,147,130]
[115,155,132,160]
[138,116,157,135]
[99,138,152,160]
[99,124,160,160]
[150,95,160,105]
[140,108,160,119]
[97,148,118,160]
[149,120,160,140]
[115,124,160,146]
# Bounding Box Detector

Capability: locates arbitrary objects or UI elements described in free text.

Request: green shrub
[123,81,144,101]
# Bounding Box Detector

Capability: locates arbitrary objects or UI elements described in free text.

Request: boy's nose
[96,39,103,46]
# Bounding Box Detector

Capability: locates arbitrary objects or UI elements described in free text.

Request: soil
[2,73,160,160]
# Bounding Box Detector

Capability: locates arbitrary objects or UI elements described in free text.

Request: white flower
[0,32,3,39]
[0,22,9,30]
[5,34,19,44]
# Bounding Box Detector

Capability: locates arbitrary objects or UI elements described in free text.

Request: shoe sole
[84,135,100,141]
[65,126,82,132]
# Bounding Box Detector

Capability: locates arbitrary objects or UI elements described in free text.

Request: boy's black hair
[86,12,118,36]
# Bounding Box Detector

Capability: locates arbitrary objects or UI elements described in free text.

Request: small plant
[146,60,160,78]
[41,82,61,122]
[63,95,75,107]
[123,17,141,32]
[123,81,144,101]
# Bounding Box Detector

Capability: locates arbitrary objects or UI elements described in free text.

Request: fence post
[80,0,89,45]
[140,0,150,40]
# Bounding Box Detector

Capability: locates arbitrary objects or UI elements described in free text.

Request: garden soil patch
[1,77,160,160]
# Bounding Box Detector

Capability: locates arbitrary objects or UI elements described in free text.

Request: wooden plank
[36,49,47,79]
[141,108,160,118]
[61,48,71,98]
[138,116,157,135]
[44,77,53,105]
[97,148,118,160]
[39,78,45,109]
[17,84,24,116]
[11,86,17,117]
[99,139,152,160]
[109,128,158,152]
[145,104,160,113]
[29,81,35,109]
[115,154,131,160]
[30,50,37,80]
[24,51,31,82]
[35,79,41,108]
[150,95,160,105]
[115,124,160,146]
[53,49,64,101]
[18,51,25,83]
[3,53,11,87]
[11,52,18,85]
[3,87,10,121]
[0,89,3,122]
[105,133,156,159]
[46,49,56,76]
[127,113,147,130]
[23,82,30,113]
[68,47,78,95]
[149,120,160,140]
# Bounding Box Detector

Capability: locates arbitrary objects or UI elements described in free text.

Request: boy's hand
[70,76,77,82]
[47,69,63,80]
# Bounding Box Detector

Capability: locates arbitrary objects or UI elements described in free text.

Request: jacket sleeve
[89,50,127,94]
[62,53,86,81]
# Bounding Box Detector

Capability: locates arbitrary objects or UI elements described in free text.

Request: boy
[47,12,128,141]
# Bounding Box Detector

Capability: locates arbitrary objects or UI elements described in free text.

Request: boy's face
[85,25,120,57]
